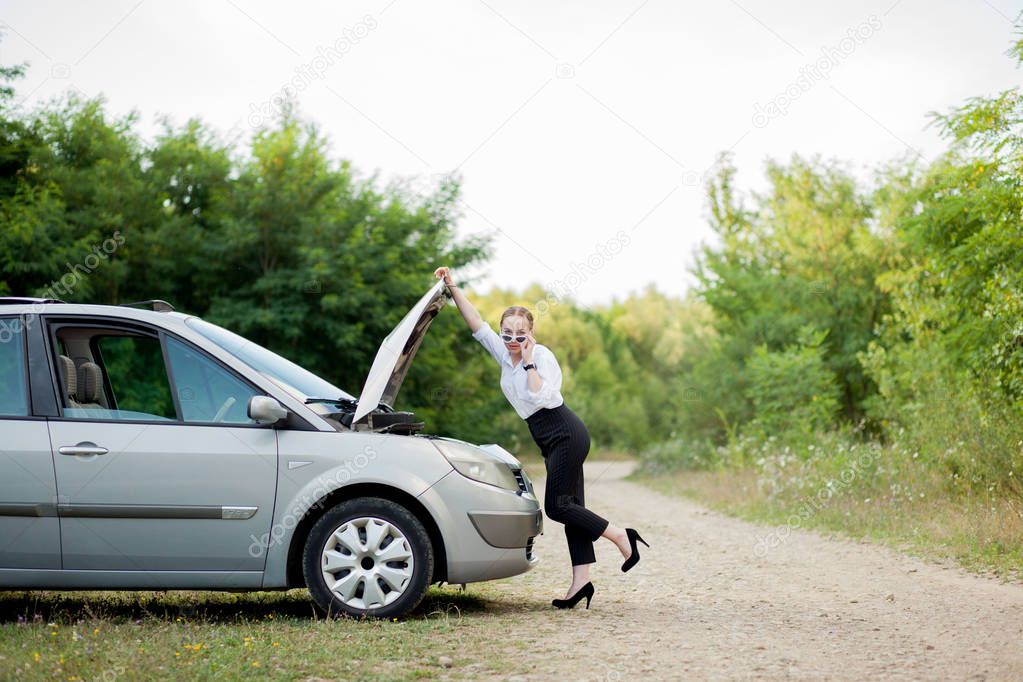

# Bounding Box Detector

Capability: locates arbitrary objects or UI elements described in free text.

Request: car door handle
[58,442,109,456]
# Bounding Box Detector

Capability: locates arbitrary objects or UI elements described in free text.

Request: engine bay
[320,398,425,434]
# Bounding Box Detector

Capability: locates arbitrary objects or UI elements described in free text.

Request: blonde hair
[500,305,534,330]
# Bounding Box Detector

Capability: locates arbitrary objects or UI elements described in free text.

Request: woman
[434,266,648,609]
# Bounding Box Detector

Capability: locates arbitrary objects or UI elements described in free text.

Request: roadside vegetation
[633,27,1023,578]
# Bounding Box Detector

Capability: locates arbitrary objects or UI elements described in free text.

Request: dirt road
[477,460,1023,681]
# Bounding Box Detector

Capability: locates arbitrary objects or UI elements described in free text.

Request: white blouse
[471,322,565,419]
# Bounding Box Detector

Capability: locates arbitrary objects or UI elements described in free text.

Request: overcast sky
[2,0,1021,306]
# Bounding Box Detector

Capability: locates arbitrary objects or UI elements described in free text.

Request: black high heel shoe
[551,581,594,609]
[620,528,650,573]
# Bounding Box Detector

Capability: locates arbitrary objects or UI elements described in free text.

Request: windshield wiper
[305,397,358,409]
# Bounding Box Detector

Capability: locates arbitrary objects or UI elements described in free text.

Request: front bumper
[468,509,543,548]
[417,469,542,584]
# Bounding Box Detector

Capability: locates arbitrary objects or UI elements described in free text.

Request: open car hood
[352,279,450,425]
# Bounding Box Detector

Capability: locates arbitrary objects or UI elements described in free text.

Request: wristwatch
[523,363,536,371]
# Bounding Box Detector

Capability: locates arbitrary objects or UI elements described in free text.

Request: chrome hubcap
[320,516,414,610]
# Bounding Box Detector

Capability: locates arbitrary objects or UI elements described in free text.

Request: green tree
[0,83,491,438]
[694,153,889,439]
[858,29,1023,493]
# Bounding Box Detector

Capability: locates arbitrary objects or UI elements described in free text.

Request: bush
[742,328,841,443]
[637,436,717,474]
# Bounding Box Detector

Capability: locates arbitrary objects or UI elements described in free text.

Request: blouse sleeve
[471,322,505,365]
[524,346,563,406]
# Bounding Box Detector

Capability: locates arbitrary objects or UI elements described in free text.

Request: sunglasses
[501,334,528,343]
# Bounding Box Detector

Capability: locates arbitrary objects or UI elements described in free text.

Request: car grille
[526,536,535,561]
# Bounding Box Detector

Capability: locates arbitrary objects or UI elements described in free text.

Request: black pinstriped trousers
[525,402,609,566]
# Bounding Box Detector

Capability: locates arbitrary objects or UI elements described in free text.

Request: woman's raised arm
[434,266,484,333]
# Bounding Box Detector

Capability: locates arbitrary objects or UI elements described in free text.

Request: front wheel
[302,497,434,619]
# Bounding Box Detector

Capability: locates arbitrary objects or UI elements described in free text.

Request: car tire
[303,497,433,619]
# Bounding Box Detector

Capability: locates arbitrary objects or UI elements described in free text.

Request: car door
[46,317,277,572]
[0,314,60,569]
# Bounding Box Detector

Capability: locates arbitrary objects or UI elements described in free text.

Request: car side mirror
[248,395,289,425]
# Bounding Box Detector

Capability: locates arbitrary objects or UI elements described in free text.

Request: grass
[632,454,1023,582]
[0,584,531,681]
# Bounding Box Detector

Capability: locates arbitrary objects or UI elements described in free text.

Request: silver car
[0,279,542,618]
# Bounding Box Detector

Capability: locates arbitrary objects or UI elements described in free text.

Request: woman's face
[500,315,531,352]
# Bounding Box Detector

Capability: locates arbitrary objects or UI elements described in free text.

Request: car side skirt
[0,569,263,590]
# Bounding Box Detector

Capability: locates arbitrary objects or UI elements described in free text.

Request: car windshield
[185,317,354,403]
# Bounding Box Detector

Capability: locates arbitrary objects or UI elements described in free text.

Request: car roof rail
[0,296,66,305]
[120,299,176,312]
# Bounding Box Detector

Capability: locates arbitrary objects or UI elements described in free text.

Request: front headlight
[432,439,520,491]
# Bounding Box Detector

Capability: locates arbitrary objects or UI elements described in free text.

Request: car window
[0,317,28,417]
[56,328,176,422]
[95,335,176,419]
[165,336,258,425]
